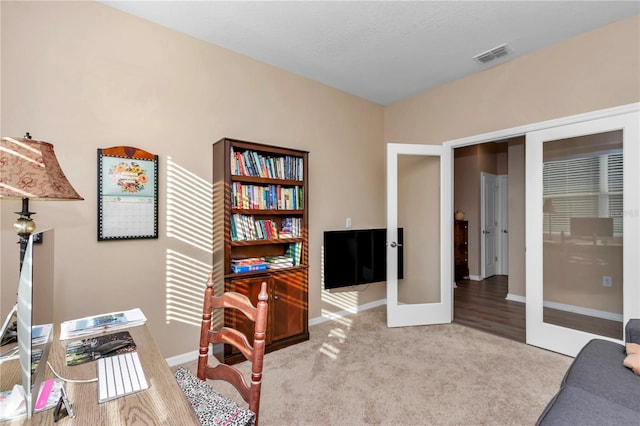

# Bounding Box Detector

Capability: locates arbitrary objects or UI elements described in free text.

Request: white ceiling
[101,1,639,106]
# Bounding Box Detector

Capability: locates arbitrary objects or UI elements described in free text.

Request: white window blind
[543,151,623,236]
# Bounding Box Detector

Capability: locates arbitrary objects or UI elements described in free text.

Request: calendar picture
[98,146,158,240]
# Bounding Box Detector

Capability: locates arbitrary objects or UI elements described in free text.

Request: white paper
[60,308,147,340]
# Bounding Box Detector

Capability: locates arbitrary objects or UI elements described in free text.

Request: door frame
[444,102,639,337]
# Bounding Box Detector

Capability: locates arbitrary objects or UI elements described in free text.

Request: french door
[526,111,640,356]
[386,143,453,327]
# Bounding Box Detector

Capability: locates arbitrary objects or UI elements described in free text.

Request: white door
[497,175,509,275]
[526,111,640,356]
[386,143,452,327]
[481,172,498,278]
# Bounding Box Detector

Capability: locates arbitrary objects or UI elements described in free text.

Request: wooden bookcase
[212,138,309,363]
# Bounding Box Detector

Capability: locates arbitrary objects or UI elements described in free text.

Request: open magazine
[66,331,136,366]
[59,308,146,340]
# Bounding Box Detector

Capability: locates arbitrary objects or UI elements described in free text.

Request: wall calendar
[97,146,158,240]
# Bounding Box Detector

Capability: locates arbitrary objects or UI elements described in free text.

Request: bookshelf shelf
[213,137,309,364]
[230,237,304,247]
[224,265,307,280]
[230,175,303,186]
[230,209,303,215]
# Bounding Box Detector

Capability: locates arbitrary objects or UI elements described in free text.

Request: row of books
[231,215,276,241]
[280,217,301,238]
[231,182,303,210]
[230,148,303,181]
[230,214,302,241]
[230,246,302,273]
[285,242,303,267]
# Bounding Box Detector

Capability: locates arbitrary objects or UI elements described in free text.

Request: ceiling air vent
[473,43,513,64]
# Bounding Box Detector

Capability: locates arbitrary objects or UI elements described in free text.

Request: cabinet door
[227,276,273,347]
[271,271,306,342]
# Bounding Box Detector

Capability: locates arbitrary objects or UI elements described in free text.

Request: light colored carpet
[175,306,572,425]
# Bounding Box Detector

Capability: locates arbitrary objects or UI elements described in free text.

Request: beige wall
[386,14,639,299]
[0,1,386,358]
[453,146,481,275]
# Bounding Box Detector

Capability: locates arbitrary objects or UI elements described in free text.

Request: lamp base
[14,198,35,270]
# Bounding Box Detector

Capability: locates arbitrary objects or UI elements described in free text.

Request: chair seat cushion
[175,367,255,426]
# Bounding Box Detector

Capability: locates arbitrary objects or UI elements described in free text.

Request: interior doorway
[454,140,516,337]
[454,141,511,282]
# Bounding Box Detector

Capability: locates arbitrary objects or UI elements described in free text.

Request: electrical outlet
[602,276,613,287]
[346,217,352,228]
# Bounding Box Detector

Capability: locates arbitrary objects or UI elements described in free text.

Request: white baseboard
[166,349,200,368]
[503,294,622,322]
[308,298,386,327]
[468,275,483,281]
[165,298,387,367]
[506,293,526,303]
[542,300,623,322]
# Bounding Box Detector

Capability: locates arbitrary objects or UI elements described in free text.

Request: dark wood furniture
[212,138,309,364]
[0,325,199,425]
[198,272,269,425]
[454,220,469,281]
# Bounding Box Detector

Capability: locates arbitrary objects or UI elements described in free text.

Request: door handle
[389,241,403,248]
[503,229,508,234]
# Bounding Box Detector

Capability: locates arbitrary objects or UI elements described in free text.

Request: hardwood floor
[453,275,623,342]
[454,275,525,342]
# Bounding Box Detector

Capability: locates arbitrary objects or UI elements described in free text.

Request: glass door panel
[542,131,623,339]
[386,143,452,327]
[397,154,440,305]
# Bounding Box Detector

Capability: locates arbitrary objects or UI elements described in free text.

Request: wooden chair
[197,272,269,425]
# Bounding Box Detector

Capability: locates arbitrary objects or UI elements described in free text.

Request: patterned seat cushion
[175,367,255,426]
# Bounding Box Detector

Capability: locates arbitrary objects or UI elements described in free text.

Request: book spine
[231,264,268,273]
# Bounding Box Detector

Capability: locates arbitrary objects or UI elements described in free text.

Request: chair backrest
[197,272,268,424]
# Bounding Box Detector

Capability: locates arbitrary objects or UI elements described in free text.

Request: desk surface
[1,325,199,425]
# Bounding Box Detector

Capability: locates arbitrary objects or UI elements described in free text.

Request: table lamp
[0,133,84,269]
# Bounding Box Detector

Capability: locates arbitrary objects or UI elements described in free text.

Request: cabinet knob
[273,294,279,301]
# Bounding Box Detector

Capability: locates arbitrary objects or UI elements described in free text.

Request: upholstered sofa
[536,319,640,425]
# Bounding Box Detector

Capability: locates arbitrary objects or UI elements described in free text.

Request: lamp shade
[0,136,83,200]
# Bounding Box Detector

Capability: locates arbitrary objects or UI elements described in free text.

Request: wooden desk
[1,325,199,425]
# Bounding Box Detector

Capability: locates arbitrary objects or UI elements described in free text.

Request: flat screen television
[16,229,55,418]
[323,228,403,290]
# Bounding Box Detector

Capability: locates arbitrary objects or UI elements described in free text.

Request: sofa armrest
[626,319,640,344]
